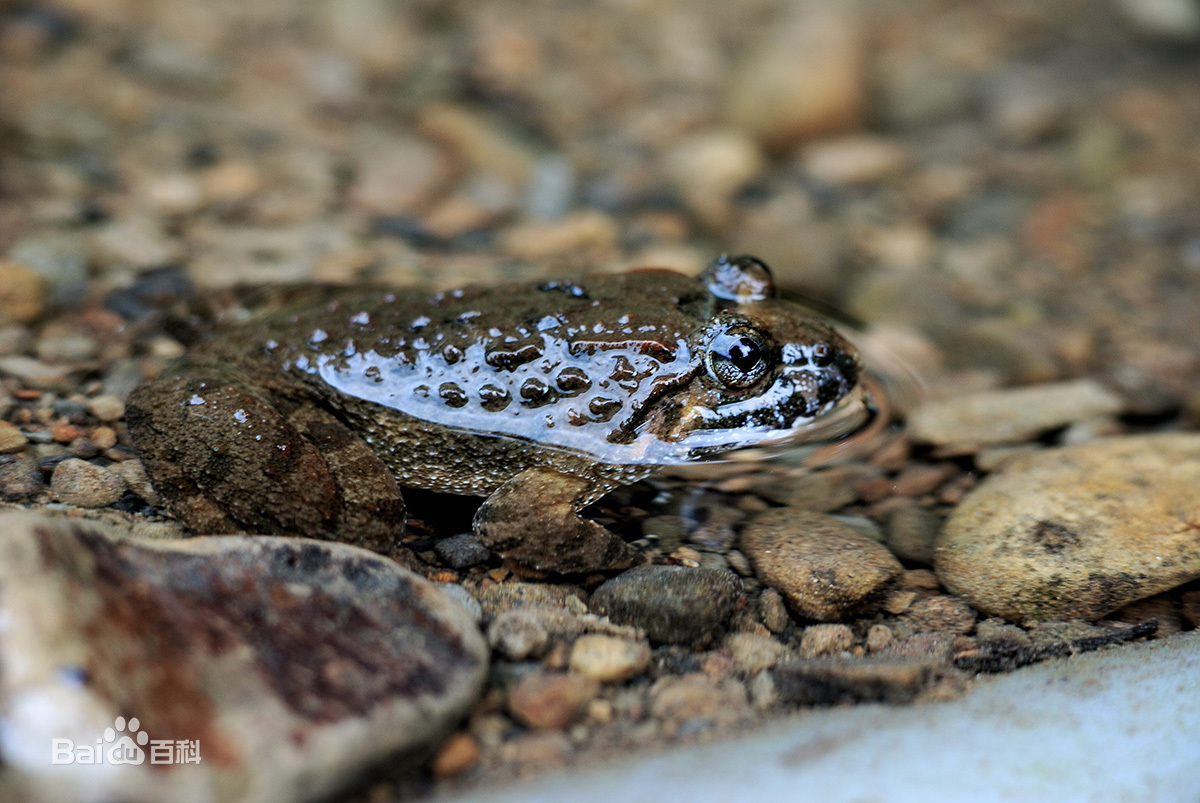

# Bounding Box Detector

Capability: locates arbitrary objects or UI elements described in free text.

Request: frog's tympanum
[127,255,862,573]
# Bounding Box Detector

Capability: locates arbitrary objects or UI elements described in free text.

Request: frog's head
[634,255,863,460]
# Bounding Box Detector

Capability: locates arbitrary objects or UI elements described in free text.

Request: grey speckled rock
[0,512,488,803]
[590,565,743,645]
[741,509,902,622]
[936,433,1200,621]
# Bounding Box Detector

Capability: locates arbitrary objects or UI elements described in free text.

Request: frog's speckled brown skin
[127,258,860,573]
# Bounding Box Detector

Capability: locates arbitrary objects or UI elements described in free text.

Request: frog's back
[204,271,710,471]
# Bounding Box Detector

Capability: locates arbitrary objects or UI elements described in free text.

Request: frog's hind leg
[473,467,642,574]
[126,359,404,552]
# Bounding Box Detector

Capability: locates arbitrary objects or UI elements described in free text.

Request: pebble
[36,322,97,362]
[487,608,552,660]
[0,422,28,454]
[111,459,158,505]
[590,565,743,645]
[430,732,482,779]
[473,582,588,618]
[740,509,903,622]
[348,132,448,216]
[936,433,1200,621]
[6,232,89,306]
[799,624,855,658]
[865,624,895,653]
[91,214,184,270]
[49,458,126,507]
[0,457,43,499]
[648,674,750,731]
[432,734,482,777]
[434,533,492,569]
[417,104,537,189]
[750,468,857,512]
[800,135,910,186]
[0,511,489,803]
[1115,0,1200,40]
[0,262,47,325]
[907,379,1125,451]
[568,635,651,683]
[86,394,126,422]
[724,632,787,675]
[885,501,941,565]
[758,589,790,633]
[902,596,977,635]
[507,671,599,730]
[663,130,765,228]
[498,211,618,262]
[725,1,866,152]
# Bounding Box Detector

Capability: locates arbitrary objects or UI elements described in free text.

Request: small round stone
[86,395,126,423]
[799,623,856,657]
[0,421,28,454]
[0,457,44,500]
[741,509,902,622]
[865,624,895,653]
[0,261,48,325]
[590,565,743,645]
[487,609,551,661]
[434,533,492,569]
[430,733,481,779]
[49,459,126,508]
[758,588,790,633]
[903,595,977,635]
[724,632,787,675]
[568,634,651,682]
[507,671,599,730]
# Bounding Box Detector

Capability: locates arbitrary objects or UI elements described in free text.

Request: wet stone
[473,582,588,618]
[798,624,856,658]
[902,596,978,636]
[907,379,1124,451]
[49,458,126,507]
[936,433,1200,621]
[434,533,492,569]
[648,674,750,732]
[725,1,866,152]
[507,671,599,731]
[590,565,743,646]
[0,261,48,325]
[884,501,941,565]
[0,421,28,454]
[0,457,44,499]
[740,509,903,622]
[568,634,652,683]
[486,608,552,660]
[0,512,489,803]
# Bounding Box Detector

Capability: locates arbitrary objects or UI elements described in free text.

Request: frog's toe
[472,468,640,574]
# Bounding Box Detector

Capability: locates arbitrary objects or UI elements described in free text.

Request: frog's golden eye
[704,318,774,389]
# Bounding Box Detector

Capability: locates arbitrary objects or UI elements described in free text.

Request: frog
[126,255,863,574]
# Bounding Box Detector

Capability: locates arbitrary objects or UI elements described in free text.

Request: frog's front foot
[126,358,405,553]
[473,468,642,574]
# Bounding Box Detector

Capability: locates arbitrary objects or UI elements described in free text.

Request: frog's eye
[701,254,775,303]
[704,319,774,389]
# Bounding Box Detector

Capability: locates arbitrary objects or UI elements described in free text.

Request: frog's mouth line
[678,381,874,462]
